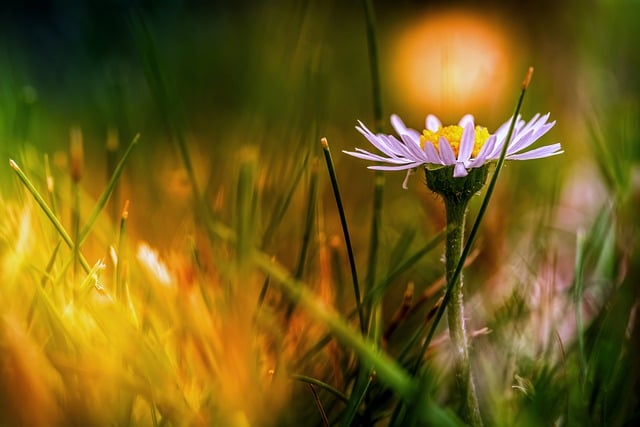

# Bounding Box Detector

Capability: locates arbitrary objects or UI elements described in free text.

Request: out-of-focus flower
[344,113,562,184]
[137,242,174,286]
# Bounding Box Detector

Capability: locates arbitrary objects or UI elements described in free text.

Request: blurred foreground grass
[1,1,639,426]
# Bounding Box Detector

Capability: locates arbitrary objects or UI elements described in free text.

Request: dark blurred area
[0,0,594,133]
[2,0,635,140]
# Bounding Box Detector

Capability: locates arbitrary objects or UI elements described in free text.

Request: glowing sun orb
[391,9,515,121]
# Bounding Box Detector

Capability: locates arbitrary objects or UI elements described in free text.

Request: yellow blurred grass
[0,192,284,426]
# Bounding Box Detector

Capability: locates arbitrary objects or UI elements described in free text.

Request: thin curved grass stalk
[78,134,139,247]
[258,150,310,312]
[340,373,373,427]
[362,0,383,131]
[105,128,120,221]
[115,200,130,302]
[309,383,331,427]
[365,172,384,334]
[573,229,587,387]
[9,159,91,274]
[341,171,384,426]
[44,153,58,215]
[262,150,310,249]
[291,374,349,404]
[26,242,61,329]
[234,149,258,270]
[70,126,83,278]
[321,137,364,334]
[285,158,319,321]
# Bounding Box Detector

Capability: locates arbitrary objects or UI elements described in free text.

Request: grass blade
[285,158,319,320]
[78,134,139,247]
[573,229,587,387]
[291,374,349,404]
[321,137,364,334]
[9,159,91,273]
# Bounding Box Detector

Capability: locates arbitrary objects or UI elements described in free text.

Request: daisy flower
[344,113,562,184]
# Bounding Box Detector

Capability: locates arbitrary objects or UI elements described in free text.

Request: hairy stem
[444,197,482,427]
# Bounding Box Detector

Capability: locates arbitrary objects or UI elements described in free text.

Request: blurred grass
[1,0,639,426]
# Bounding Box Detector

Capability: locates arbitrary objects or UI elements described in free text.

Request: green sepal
[425,165,490,204]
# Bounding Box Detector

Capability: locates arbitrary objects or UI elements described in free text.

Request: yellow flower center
[420,125,490,158]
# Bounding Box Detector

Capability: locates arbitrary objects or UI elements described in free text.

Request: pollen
[420,125,490,158]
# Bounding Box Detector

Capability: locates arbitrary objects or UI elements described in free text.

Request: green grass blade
[573,230,587,386]
[340,371,373,427]
[116,201,129,300]
[9,159,91,273]
[291,374,349,404]
[321,137,365,334]
[72,165,81,276]
[309,383,331,427]
[234,150,258,269]
[362,0,383,130]
[262,150,310,249]
[78,133,139,247]
[365,172,384,336]
[44,153,58,215]
[26,241,61,329]
[285,159,319,320]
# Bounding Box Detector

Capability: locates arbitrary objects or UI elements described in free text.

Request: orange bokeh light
[390,9,517,122]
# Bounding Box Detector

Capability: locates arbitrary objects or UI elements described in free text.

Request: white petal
[426,114,441,132]
[390,115,421,140]
[518,112,542,135]
[423,141,444,164]
[344,148,414,164]
[342,149,387,162]
[453,163,469,177]
[386,134,422,159]
[368,162,425,171]
[467,135,496,167]
[458,121,475,162]
[380,134,412,157]
[527,120,555,144]
[509,123,555,154]
[506,129,535,155]
[507,114,554,154]
[356,122,408,158]
[391,114,409,135]
[438,137,457,164]
[399,133,428,162]
[506,144,563,160]
[458,114,474,128]
[492,115,525,155]
[355,122,399,157]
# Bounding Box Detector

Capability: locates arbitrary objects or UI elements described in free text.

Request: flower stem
[443,196,483,427]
